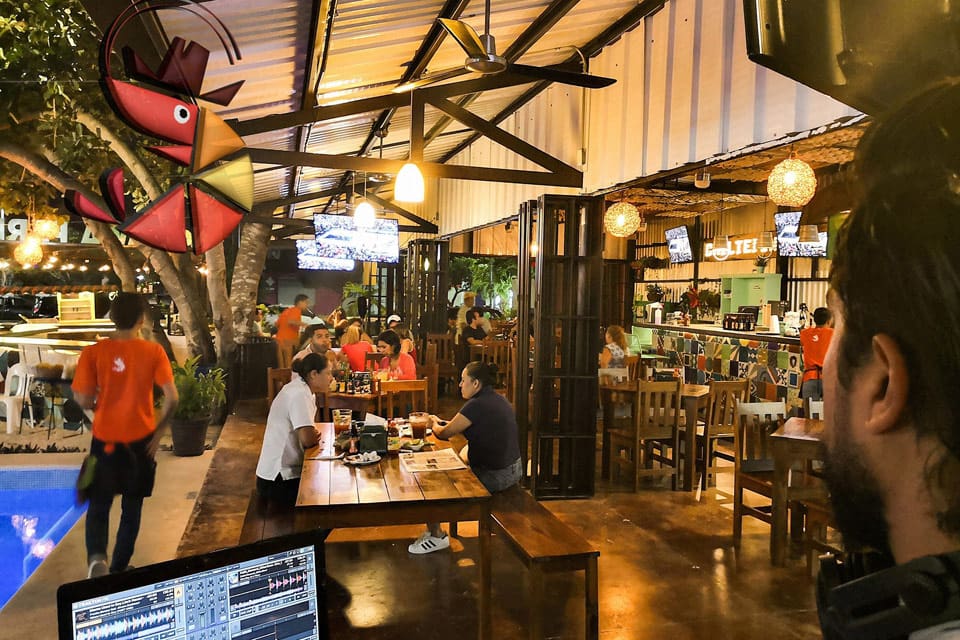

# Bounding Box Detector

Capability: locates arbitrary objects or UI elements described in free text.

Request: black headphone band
[818,550,960,640]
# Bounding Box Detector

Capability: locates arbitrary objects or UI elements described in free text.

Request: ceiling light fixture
[13,235,43,267]
[798,224,821,244]
[767,151,817,206]
[604,200,641,237]
[395,95,425,203]
[712,196,732,261]
[353,173,376,227]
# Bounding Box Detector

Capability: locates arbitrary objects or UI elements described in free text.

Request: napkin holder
[358,424,387,454]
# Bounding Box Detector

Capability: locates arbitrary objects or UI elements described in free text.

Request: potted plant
[754,255,771,273]
[646,283,665,302]
[169,356,226,456]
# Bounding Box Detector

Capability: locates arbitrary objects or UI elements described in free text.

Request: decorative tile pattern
[652,327,803,411]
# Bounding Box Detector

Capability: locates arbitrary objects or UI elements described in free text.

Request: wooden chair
[426,332,458,389]
[483,338,515,402]
[364,351,381,372]
[266,367,292,410]
[805,398,824,419]
[799,497,842,577]
[624,354,641,381]
[378,379,428,417]
[415,361,439,412]
[732,401,789,545]
[608,379,682,491]
[691,379,749,490]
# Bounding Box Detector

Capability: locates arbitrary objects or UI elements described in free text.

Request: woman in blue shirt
[407,361,522,554]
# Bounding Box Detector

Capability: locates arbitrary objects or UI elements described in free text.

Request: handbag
[76,454,97,504]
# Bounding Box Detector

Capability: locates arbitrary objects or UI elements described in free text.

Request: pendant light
[767,150,817,207]
[798,224,821,244]
[757,200,776,256]
[604,198,641,237]
[395,94,425,203]
[368,128,392,184]
[353,173,376,227]
[712,196,732,261]
[14,234,43,267]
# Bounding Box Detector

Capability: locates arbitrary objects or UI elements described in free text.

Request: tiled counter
[635,322,804,411]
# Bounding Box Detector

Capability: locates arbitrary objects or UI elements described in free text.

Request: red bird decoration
[65,0,253,254]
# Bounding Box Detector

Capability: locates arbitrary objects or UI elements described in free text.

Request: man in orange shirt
[799,307,833,401]
[276,294,310,367]
[73,294,178,578]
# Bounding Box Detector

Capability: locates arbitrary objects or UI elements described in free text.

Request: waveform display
[230,569,311,608]
[75,605,175,640]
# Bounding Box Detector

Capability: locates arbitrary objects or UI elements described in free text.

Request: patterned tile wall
[654,328,804,411]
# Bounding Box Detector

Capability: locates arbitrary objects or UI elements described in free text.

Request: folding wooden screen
[404,240,450,339]
[529,195,604,498]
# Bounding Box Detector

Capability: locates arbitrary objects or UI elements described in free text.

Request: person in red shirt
[340,325,374,372]
[275,294,310,367]
[377,329,416,380]
[799,307,834,401]
[72,293,178,578]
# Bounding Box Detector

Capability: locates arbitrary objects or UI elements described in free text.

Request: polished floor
[182,396,823,640]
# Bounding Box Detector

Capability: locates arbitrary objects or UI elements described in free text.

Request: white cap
[387,314,402,325]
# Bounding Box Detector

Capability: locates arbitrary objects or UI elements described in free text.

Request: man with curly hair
[817,81,960,638]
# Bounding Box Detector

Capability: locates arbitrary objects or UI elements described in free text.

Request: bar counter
[634,321,804,410]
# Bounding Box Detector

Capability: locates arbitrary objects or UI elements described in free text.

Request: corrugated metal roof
[140,0,659,232]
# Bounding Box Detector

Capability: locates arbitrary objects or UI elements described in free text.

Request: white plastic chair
[2,363,33,434]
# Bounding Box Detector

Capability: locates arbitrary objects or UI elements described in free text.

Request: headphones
[817,550,960,640]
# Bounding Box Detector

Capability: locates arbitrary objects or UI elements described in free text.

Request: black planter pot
[171,416,210,456]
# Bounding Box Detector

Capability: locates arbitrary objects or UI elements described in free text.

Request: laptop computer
[57,531,328,640]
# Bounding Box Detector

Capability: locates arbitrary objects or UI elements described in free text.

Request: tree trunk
[0,141,136,290]
[230,221,271,342]
[206,243,235,362]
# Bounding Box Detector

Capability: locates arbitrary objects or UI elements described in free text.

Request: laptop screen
[57,531,326,640]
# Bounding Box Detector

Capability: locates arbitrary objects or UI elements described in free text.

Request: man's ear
[863,333,910,435]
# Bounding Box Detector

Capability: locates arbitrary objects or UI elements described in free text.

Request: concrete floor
[0,391,824,640]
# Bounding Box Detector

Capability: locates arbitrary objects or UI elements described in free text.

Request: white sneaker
[87,559,108,579]
[407,531,450,555]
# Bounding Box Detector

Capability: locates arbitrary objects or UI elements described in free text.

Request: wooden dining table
[296,422,493,638]
[599,380,710,491]
[770,417,826,565]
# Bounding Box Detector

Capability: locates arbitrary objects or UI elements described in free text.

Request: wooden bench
[239,490,298,545]
[489,487,599,640]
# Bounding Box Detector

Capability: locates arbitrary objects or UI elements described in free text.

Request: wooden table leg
[529,564,543,640]
[600,389,613,477]
[585,556,599,640]
[479,505,492,640]
[771,447,790,565]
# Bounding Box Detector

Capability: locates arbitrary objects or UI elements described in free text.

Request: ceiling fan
[394,0,616,92]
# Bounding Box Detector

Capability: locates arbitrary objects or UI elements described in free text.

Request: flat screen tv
[313,214,399,263]
[665,225,694,263]
[774,211,827,257]
[296,240,355,271]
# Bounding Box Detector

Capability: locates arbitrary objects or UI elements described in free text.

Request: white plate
[343,454,381,466]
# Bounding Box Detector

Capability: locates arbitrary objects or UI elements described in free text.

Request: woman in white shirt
[255,353,332,505]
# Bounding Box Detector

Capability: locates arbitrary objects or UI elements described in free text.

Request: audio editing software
[69,545,321,640]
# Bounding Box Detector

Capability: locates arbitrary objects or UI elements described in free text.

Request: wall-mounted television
[665,225,694,263]
[313,214,399,263]
[295,239,355,271]
[774,211,827,257]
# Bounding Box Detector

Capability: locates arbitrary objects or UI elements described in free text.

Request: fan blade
[437,18,488,59]
[509,63,616,89]
[393,66,469,93]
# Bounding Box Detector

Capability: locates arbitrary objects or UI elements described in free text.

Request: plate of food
[343,452,381,466]
[400,438,429,452]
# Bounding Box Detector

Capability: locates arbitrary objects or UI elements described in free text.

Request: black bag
[76,454,97,504]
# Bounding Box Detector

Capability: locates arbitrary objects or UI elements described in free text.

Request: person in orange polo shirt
[799,307,834,401]
[275,294,310,367]
[72,293,178,578]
